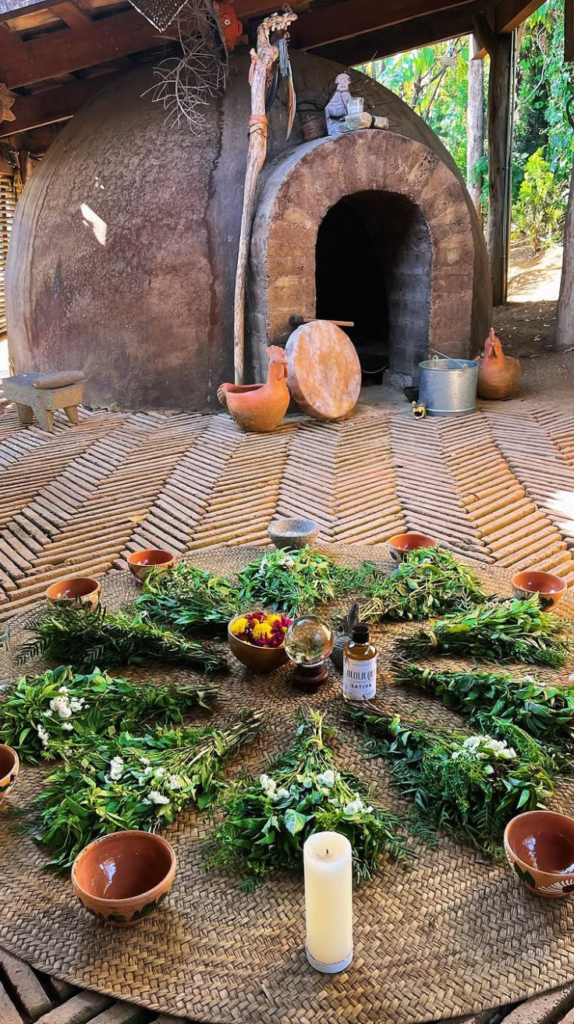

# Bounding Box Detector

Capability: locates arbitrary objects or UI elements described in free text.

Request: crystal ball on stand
[285,616,334,690]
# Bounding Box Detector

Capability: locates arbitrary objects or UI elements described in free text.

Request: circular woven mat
[0,544,574,1024]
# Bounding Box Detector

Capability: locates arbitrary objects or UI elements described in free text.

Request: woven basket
[301,111,326,141]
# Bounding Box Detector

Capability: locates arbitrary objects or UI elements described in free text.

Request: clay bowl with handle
[228,615,289,673]
[72,830,176,926]
[127,549,175,583]
[0,744,19,804]
[504,810,574,898]
[388,533,437,563]
[511,570,567,610]
[46,576,100,609]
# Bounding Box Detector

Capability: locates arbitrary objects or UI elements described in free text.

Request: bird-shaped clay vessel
[217,345,290,432]
[477,328,521,400]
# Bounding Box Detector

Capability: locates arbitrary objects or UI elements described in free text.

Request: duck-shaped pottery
[218,345,290,432]
[477,328,521,400]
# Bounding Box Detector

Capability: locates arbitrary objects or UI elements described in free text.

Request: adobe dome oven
[6,52,491,410]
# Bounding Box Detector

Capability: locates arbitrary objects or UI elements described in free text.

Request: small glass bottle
[342,623,377,700]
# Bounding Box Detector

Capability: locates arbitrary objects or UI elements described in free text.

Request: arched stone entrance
[248,130,488,384]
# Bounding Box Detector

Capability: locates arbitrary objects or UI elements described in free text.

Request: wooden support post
[487,30,514,306]
[467,33,484,219]
[565,0,574,62]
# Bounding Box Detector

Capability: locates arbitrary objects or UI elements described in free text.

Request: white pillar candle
[304,830,353,973]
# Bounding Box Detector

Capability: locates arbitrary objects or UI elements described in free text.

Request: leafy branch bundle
[397,596,569,667]
[349,705,556,858]
[397,662,574,746]
[205,709,411,887]
[362,548,485,622]
[0,665,217,763]
[234,548,374,617]
[17,606,225,672]
[15,711,263,871]
[137,564,242,634]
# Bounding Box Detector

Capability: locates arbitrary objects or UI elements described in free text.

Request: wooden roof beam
[493,0,545,32]
[292,0,479,51]
[0,8,171,88]
[0,70,123,138]
[306,1,490,64]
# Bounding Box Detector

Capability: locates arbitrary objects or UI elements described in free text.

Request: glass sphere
[285,616,334,667]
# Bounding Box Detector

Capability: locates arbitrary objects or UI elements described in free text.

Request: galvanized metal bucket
[418,357,478,415]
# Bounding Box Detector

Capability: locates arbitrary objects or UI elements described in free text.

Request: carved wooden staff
[233,7,297,384]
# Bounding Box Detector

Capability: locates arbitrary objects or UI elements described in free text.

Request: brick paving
[0,388,574,1022]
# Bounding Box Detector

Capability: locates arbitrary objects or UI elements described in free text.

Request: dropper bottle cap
[351,623,369,643]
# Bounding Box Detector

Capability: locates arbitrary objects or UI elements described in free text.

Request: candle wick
[326,849,329,855]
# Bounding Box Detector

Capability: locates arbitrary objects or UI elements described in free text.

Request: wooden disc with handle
[285,320,361,421]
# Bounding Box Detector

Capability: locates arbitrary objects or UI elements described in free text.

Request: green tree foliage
[514,148,568,250]
[361,40,469,175]
[360,0,573,243]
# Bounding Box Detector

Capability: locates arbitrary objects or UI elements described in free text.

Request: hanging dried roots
[145,0,228,133]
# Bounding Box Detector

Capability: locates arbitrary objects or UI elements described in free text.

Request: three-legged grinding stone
[2,372,85,432]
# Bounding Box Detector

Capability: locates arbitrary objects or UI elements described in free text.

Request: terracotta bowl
[228,616,288,673]
[268,518,320,550]
[72,830,176,926]
[511,570,567,610]
[0,745,19,804]
[388,533,437,563]
[127,549,175,583]
[46,576,100,609]
[504,810,574,899]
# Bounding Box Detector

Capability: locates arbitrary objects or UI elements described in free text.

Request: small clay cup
[0,744,19,804]
[46,577,100,609]
[504,810,574,898]
[268,518,319,550]
[511,570,567,610]
[388,533,437,563]
[228,616,288,673]
[127,549,175,583]
[72,830,176,926]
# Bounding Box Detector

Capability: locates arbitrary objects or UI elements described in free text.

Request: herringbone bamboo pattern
[0,403,573,619]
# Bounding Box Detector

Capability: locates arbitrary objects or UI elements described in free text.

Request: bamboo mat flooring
[0,401,572,620]
[1,397,574,1024]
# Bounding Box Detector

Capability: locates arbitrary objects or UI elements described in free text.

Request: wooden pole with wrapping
[233,7,297,384]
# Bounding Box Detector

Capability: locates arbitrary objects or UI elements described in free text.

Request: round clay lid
[285,321,361,421]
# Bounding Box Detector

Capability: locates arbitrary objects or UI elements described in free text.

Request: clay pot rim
[504,810,574,881]
[0,744,19,784]
[127,550,175,567]
[72,830,177,906]
[46,577,100,600]
[268,517,319,535]
[511,570,567,596]
[228,616,287,651]
[389,533,437,550]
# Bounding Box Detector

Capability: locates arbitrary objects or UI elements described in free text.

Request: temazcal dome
[6,52,491,411]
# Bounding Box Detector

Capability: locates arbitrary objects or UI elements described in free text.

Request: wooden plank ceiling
[0,0,544,143]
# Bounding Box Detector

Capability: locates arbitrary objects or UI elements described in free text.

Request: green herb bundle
[17,606,225,672]
[362,548,485,622]
[137,564,242,634]
[350,705,556,857]
[0,665,217,763]
[15,711,263,871]
[205,709,411,887]
[234,548,373,617]
[397,662,574,746]
[397,596,568,667]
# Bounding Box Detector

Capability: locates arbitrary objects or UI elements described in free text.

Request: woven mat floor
[0,545,573,1024]
[0,399,574,620]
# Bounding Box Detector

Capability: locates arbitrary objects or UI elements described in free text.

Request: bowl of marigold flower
[228,611,292,672]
